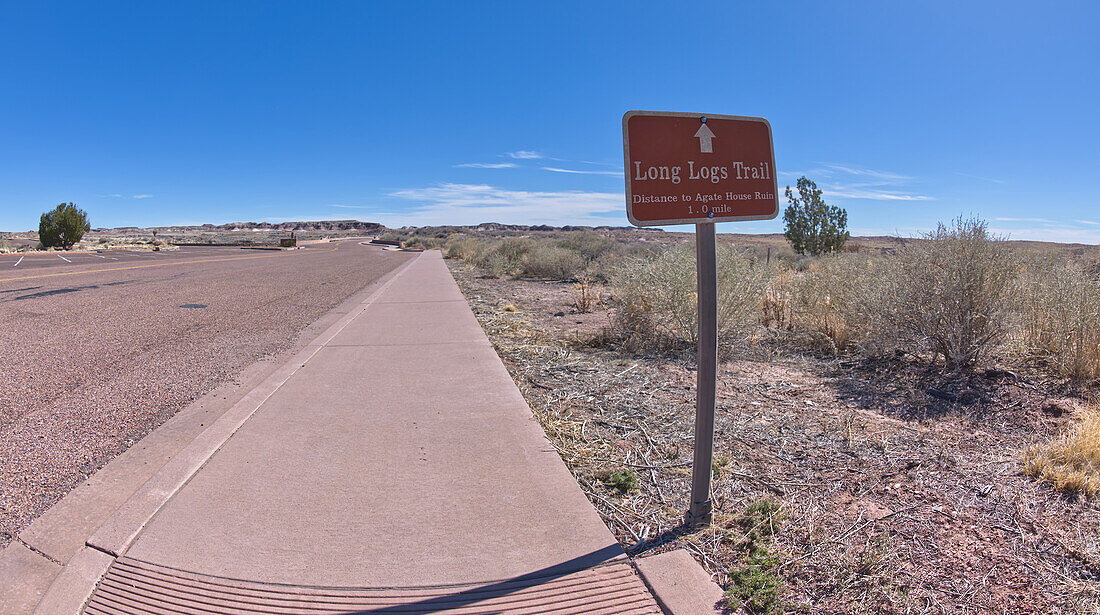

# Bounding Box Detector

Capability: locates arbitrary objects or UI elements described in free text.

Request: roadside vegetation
[420,219,1100,613]
[38,202,90,250]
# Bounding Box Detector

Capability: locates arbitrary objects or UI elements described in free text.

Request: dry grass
[609,243,772,353]
[1024,409,1100,496]
[1015,257,1100,382]
[447,257,1100,614]
[788,253,883,353]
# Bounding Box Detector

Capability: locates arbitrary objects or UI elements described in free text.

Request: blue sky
[1,2,1098,242]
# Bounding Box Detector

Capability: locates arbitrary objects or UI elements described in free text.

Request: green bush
[39,202,90,250]
[725,547,782,614]
[602,469,638,493]
[783,176,849,256]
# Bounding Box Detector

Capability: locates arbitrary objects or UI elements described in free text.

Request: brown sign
[623,111,778,226]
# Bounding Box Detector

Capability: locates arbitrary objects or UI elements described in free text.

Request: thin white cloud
[540,166,622,177]
[994,217,1057,224]
[132,194,154,199]
[505,150,543,159]
[788,163,932,202]
[988,226,1100,244]
[822,187,933,201]
[454,162,519,169]
[1074,219,1100,226]
[382,183,622,227]
[328,204,372,209]
[814,163,912,183]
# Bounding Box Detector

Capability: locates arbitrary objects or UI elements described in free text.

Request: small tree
[39,203,90,250]
[782,177,850,255]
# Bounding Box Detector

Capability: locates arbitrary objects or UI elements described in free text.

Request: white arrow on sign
[694,123,716,153]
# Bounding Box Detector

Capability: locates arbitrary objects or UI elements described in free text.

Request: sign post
[622,110,777,528]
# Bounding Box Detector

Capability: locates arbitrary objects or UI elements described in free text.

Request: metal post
[686,222,717,528]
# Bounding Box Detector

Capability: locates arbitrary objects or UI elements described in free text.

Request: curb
[634,549,726,614]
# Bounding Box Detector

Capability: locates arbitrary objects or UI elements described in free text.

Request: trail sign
[622,110,778,529]
[623,110,778,226]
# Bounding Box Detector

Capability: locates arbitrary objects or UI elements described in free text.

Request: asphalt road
[0,246,256,272]
[0,241,415,548]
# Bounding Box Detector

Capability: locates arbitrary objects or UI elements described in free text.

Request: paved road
[0,241,414,549]
[0,246,255,273]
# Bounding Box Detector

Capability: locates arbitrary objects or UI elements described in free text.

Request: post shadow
[345,543,626,614]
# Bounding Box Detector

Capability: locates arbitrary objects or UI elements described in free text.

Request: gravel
[0,243,413,548]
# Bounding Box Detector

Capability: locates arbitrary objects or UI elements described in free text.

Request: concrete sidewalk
[25,251,671,614]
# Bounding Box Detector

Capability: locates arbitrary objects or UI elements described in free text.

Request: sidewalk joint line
[84,541,117,559]
[17,537,63,566]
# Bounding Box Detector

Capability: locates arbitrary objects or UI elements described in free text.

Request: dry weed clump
[760,269,793,331]
[571,277,597,313]
[1015,257,1100,382]
[1024,408,1100,496]
[609,243,773,353]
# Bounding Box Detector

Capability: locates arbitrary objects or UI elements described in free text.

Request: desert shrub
[410,235,445,250]
[1023,408,1100,496]
[588,241,664,283]
[495,237,535,263]
[610,243,773,353]
[445,238,483,261]
[1014,257,1100,381]
[556,232,619,263]
[458,237,533,278]
[475,250,513,278]
[877,217,1014,370]
[520,244,585,280]
[789,254,886,353]
[376,231,408,243]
